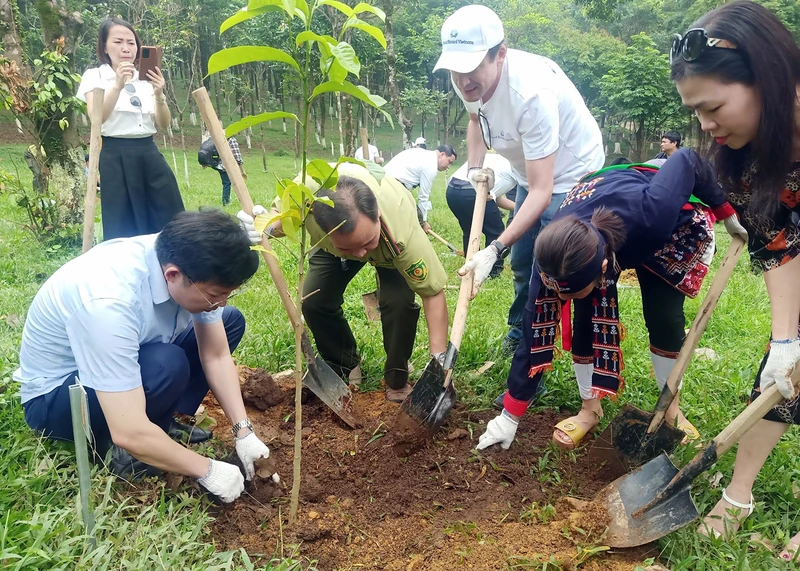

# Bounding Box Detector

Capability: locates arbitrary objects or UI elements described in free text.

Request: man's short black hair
[155,210,259,288]
[609,157,632,165]
[313,176,379,234]
[437,144,457,161]
[487,40,505,61]
[662,131,682,147]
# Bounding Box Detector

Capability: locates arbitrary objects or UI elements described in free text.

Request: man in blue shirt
[16,210,269,503]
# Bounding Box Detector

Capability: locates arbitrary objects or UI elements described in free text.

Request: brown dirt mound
[203,368,656,570]
[239,365,285,410]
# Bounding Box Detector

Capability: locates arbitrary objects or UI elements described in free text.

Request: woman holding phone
[77,18,184,240]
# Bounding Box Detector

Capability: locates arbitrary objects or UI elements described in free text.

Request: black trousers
[445,181,506,273]
[302,249,421,389]
[99,136,185,240]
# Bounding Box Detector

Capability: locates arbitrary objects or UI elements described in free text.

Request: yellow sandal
[553,412,601,450]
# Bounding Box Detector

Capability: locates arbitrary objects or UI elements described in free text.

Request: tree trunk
[1,0,28,74]
[382,0,411,149]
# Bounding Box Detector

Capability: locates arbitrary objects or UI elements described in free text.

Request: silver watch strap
[231,417,253,436]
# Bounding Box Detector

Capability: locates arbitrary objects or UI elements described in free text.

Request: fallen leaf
[4,314,23,328]
[793,482,800,499]
[694,348,718,361]
[474,361,495,375]
[166,473,185,491]
[707,471,724,488]
[475,465,487,482]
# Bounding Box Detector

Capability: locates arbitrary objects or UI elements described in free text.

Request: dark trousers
[445,181,506,274]
[302,249,421,389]
[219,169,232,205]
[507,268,686,402]
[23,307,245,453]
[99,136,185,241]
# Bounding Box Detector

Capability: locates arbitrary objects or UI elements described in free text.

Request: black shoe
[489,267,503,279]
[491,382,547,411]
[108,445,163,481]
[168,418,213,444]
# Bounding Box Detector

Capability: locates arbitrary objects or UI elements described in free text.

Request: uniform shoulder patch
[404,258,428,282]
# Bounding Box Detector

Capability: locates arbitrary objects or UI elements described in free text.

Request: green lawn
[0,138,797,570]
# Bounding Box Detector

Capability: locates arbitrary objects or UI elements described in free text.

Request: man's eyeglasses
[670,28,737,65]
[478,109,492,151]
[189,279,246,311]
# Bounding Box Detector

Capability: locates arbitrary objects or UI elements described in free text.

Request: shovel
[392,176,491,453]
[193,87,362,429]
[587,236,745,475]
[427,228,464,256]
[597,362,800,548]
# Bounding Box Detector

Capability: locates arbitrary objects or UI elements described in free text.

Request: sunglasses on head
[670,28,738,65]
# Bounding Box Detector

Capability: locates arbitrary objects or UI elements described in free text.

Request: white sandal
[698,487,754,539]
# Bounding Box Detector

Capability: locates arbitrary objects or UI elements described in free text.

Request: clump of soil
[617,269,640,288]
[238,366,285,410]
[203,368,656,570]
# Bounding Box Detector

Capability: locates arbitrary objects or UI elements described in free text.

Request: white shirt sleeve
[191,306,224,324]
[518,89,560,162]
[65,299,143,392]
[417,157,438,222]
[76,67,101,102]
[490,171,518,200]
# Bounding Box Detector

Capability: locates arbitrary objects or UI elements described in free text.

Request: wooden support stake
[69,381,96,548]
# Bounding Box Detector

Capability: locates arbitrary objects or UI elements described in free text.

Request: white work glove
[467,167,495,192]
[722,214,748,241]
[458,246,500,299]
[235,431,271,481]
[197,459,245,503]
[237,205,267,245]
[476,410,519,450]
[761,339,800,399]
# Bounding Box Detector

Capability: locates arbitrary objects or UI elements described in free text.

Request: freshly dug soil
[204,368,656,570]
[239,366,285,410]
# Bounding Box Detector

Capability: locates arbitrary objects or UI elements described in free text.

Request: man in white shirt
[384,144,457,231]
[446,153,517,276]
[17,210,271,503]
[354,138,384,164]
[433,5,604,352]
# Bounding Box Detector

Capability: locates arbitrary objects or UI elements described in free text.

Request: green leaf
[207,46,301,76]
[310,80,386,110]
[296,30,326,47]
[327,58,347,83]
[294,0,310,21]
[343,18,386,48]
[330,42,360,77]
[352,2,385,20]
[319,0,353,18]
[220,5,282,34]
[281,0,297,19]
[225,111,300,137]
[336,156,386,182]
[314,196,334,207]
[306,159,338,189]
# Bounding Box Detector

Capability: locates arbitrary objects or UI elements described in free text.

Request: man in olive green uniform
[272,163,449,402]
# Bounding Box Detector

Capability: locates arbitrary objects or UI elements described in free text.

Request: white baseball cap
[414,136,426,146]
[433,5,504,74]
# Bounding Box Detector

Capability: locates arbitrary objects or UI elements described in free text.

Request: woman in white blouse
[77,18,184,240]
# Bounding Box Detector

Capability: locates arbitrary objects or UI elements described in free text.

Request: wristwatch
[231,417,254,437]
[490,239,511,259]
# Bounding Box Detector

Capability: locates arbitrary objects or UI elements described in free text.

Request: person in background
[670,2,800,561]
[433,5,605,357]
[198,134,248,206]
[354,138,384,164]
[653,131,682,160]
[384,144,457,232]
[77,17,184,240]
[446,153,517,277]
[16,210,272,503]
[414,137,427,149]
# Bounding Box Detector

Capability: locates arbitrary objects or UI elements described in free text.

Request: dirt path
[201,368,656,570]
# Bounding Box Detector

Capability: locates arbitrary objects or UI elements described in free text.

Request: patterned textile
[724,161,800,271]
[528,271,625,399]
[641,205,715,298]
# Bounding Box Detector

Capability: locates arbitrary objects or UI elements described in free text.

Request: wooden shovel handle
[648,235,745,432]
[449,178,489,350]
[81,87,104,253]
[192,87,301,331]
[427,229,457,252]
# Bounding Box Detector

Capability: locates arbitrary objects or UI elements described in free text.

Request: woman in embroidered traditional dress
[476,148,742,452]
[669,1,800,560]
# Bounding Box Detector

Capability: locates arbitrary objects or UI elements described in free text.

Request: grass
[1,133,799,569]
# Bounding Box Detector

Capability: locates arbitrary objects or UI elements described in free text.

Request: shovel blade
[392,358,456,455]
[302,336,363,429]
[587,404,686,479]
[597,452,699,547]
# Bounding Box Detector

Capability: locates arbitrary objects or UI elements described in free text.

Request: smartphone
[138,46,163,81]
